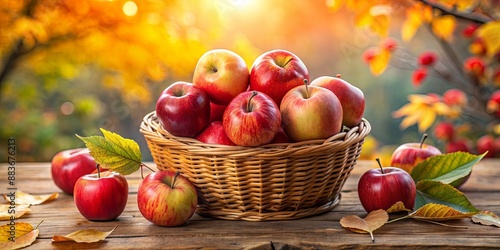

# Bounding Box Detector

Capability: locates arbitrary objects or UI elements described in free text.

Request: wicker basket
[140,111,371,221]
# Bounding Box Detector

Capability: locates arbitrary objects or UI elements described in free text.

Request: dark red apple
[390,134,442,173]
[445,139,471,153]
[477,135,495,158]
[74,171,129,221]
[223,91,281,146]
[195,121,236,146]
[51,148,97,195]
[358,159,416,212]
[156,81,210,137]
[270,127,291,144]
[249,49,309,106]
[310,75,365,128]
[209,102,227,122]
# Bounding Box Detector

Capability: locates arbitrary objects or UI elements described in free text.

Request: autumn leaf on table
[0,205,31,220]
[77,128,144,175]
[52,227,116,243]
[472,211,500,227]
[0,222,39,250]
[2,191,59,206]
[411,152,486,187]
[340,209,389,242]
[413,180,479,221]
[386,201,412,214]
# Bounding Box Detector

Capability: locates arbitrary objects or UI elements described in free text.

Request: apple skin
[156,81,210,137]
[209,102,227,122]
[358,167,416,212]
[223,91,282,146]
[137,171,198,227]
[249,49,309,106]
[74,171,129,221]
[310,76,365,128]
[195,121,236,146]
[193,49,249,105]
[280,85,343,142]
[390,143,442,173]
[270,127,292,144]
[51,148,97,195]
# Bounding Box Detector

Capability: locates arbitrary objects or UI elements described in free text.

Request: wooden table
[1,160,500,249]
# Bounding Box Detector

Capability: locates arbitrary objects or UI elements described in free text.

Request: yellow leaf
[0,222,38,250]
[369,49,390,76]
[410,203,476,221]
[401,19,420,42]
[418,108,436,132]
[432,15,456,41]
[52,227,116,243]
[325,0,345,12]
[386,201,412,213]
[0,205,31,221]
[340,209,389,242]
[355,5,391,37]
[2,191,58,206]
[476,21,500,57]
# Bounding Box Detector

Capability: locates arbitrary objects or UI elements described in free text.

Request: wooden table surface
[1,159,500,249]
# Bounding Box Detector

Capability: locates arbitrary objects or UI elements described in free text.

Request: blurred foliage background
[1,0,496,162]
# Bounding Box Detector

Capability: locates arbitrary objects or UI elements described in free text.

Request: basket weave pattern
[140,111,371,221]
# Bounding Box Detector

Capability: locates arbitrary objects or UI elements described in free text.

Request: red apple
[51,148,97,195]
[270,127,291,144]
[193,49,249,105]
[445,139,471,153]
[477,135,495,158]
[195,121,236,146]
[280,83,343,142]
[249,49,309,106]
[74,171,129,221]
[223,91,281,146]
[156,81,210,137]
[137,171,198,227]
[310,75,365,128]
[433,122,455,142]
[358,159,416,213]
[209,102,227,122]
[390,134,442,173]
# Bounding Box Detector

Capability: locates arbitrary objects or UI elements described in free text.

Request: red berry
[418,51,438,66]
[463,57,486,78]
[412,67,427,87]
[362,48,377,63]
[443,89,467,106]
[463,24,478,38]
[381,37,397,52]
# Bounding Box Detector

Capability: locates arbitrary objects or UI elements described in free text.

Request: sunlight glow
[123,1,138,17]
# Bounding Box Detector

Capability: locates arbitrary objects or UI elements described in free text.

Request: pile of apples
[155,49,366,146]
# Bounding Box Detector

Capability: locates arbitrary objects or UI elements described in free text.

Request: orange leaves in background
[431,15,457,42]
[476,21,500,57]
[362,38,397,76]
[355,5,391,37]
[401,3,432,42]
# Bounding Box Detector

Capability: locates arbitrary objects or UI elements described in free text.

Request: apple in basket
[249,49,309,106]
[51,148,98,195]
[280,81,343,142]
[310,75,365,128]
[223,91,282,146]
[137,170,198,226]
[156,81,210,137]
[193,49,250,105]
[196,121,236,146]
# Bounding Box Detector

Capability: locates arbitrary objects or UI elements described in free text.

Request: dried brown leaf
[0,205,31,220]
[386,201,411,213]
[2,191,59,206]
[52,227,116,243]
[0,222,38,249]
[472,211,500,227]
[340,209,389,242]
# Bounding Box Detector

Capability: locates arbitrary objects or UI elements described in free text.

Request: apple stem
[247,91,258,112]
[376,158,385,174]
[419,133,428,149]
[171,172,181,189]
[96,164,101,178]
[303,79,309,99]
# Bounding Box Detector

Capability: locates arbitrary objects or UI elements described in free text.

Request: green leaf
[410,152,486,187]
[76,128,142,175]
[415,180,479,213]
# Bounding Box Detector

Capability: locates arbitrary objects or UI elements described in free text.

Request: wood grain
[1,160,499,249]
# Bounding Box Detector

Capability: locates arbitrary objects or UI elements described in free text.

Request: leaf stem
[413,218,469,229]
[386,214,412,224]
[35,220,44,229]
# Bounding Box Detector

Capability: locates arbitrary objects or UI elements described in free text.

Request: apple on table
[250,49,309,107]
[51,148,97,195]
[223,91,282,146]
[137,171,198,227]
[358,159,416,212]
[156,81,211,137]
[311,75,365,128]
[74,170,129,221]
[193,49,250,105]
[280,80,343,142]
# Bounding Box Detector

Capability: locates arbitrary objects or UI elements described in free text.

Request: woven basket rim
[139,111,371,154]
